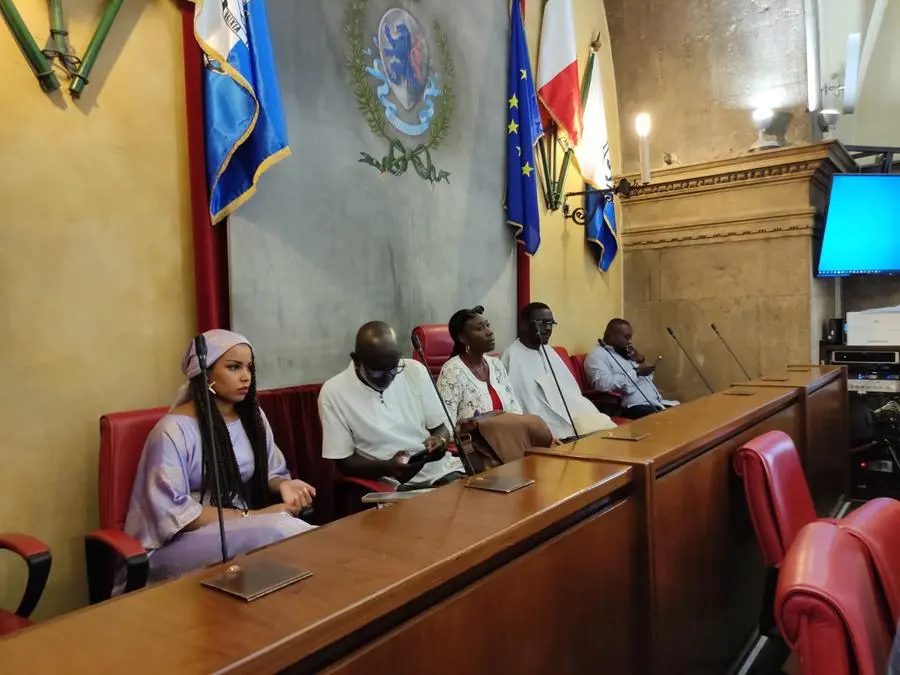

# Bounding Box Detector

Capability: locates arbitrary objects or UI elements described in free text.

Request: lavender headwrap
[170,329,252,409]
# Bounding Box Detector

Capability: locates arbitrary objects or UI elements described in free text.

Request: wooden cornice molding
[618,141,857,202]
[617,141,856,250]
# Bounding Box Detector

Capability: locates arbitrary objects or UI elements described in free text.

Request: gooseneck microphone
[411,334,477,477]
[710,323,752,380]
[666,326,714,394]
[195,334,230,563]
[532,320,579,440]
[598,339,659,410]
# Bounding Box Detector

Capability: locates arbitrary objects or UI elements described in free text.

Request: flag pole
[554,40,596,209]
[0,0,59,92]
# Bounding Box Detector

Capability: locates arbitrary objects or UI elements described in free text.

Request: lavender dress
[123,411,315,585]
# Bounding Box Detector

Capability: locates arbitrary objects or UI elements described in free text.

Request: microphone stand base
[464,475,535,494]
[201,558,312,602]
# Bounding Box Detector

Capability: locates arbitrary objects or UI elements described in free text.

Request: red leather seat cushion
[569,353,590,390]
[0,610,32,637]
[777,521,892,675]
[411,325,454,378]
[734,430,816,567]
[99,408,168,531]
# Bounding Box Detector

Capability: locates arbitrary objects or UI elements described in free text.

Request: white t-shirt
[318,360,464,485]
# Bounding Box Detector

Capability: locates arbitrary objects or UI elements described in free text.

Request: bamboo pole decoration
[0,0,60,92]
[69,0,124,98]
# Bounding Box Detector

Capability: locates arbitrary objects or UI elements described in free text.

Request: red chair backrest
[552,346,579,383]
[840,497,900,623]
[734,430,816,567]
[569,353,589,391]
[776,521,893,675]
[98,407,168,531]
[411,325,453,378]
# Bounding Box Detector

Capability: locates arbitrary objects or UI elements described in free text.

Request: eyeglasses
[365,361,406,378]
[535,319,558,328]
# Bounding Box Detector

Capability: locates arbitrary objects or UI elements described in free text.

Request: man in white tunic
[502,302,616,440]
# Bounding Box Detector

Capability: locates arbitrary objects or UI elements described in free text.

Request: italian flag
[536,0,582,144]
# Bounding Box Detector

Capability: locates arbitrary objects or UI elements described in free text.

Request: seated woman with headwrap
[123,329,316,584]
[436,306,523,425]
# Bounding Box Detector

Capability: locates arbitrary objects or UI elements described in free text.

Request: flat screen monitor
[817,174,900,277]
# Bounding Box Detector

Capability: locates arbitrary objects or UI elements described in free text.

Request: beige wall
[525,0,624,353]
[0,0,194,618]
[605,0,811,173]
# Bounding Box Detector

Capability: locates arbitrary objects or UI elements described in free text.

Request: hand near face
[279,479,316,512]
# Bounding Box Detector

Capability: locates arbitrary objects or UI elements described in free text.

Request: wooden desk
[0,456,639,675]
[737,365,849,514]
[529,386,805,675]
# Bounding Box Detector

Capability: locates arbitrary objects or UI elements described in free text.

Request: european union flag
[505,0,543,255]
[193,0,291,224]
[586,189,618,271]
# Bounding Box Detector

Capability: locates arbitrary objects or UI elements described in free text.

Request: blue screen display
[818,174,900,276]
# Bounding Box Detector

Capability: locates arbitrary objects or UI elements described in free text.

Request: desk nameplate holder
[201,559,313,602]
[464,475,535,493]
[723,388,756,396]
[761,377,790,382]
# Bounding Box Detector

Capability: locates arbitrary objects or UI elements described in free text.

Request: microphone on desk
[195,334,230,564]
[411,333,477,477]
[710,323,752,380]
[666,327,714,394]
[532,319,579,440]
[598,339,659,410]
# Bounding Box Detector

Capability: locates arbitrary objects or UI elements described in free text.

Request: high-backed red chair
[734,430,821,643]
[84,408,165,603]
[839,497,900,623]
[776,521,893,675]
[0,534,51,636]
[554,347,624,420]
[411,324,454,378]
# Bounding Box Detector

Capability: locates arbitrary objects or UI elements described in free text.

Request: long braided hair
[190,358,271,509]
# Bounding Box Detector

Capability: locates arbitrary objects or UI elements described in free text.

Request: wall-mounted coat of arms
[345,0,455,184]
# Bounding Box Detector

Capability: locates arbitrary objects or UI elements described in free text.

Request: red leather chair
[776,521,893,675]
[411,325,453,378]
[0,534,51,636]
[555,347,624,419]
[839,497,900,623]
[84,408,164,603]
[734,430,821,641]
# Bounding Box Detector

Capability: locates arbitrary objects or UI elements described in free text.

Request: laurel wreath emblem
[344,0,455,184]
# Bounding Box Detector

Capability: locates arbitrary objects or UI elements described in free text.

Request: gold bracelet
[241,508,249,518]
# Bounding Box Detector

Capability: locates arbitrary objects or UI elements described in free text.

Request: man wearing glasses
[319,321,466,489]
[502,302,616,440]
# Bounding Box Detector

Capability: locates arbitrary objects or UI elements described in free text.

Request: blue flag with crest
[192,0,291,224]
[505,0,543,255]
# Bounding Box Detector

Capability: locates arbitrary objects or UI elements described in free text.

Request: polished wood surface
[528,383,807,674]
[325,497,639,675]
[738,365,849,514]
[0,456,633,675]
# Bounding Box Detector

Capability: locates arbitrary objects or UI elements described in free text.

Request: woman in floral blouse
[436,306,523,425]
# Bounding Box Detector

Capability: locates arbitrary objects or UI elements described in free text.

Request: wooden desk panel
[653,403,800,674]
[0,457,634,675]
[527,386,805,674]
[739,365,849,514]
[325,497,639,675]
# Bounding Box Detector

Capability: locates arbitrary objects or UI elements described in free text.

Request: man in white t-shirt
[319,321,466,488]
[502,302,616,440]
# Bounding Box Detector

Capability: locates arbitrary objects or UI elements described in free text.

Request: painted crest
[345,0,455,183]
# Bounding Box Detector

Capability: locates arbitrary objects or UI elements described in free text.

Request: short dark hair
[605,318,630,333]
[448,305,485,357]
[520,301,550,322]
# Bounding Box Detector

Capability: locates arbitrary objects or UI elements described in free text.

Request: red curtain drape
[181,2,230,332]
[257,384,335,523]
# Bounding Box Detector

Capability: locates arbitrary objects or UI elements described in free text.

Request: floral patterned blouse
[436,355,523,425]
